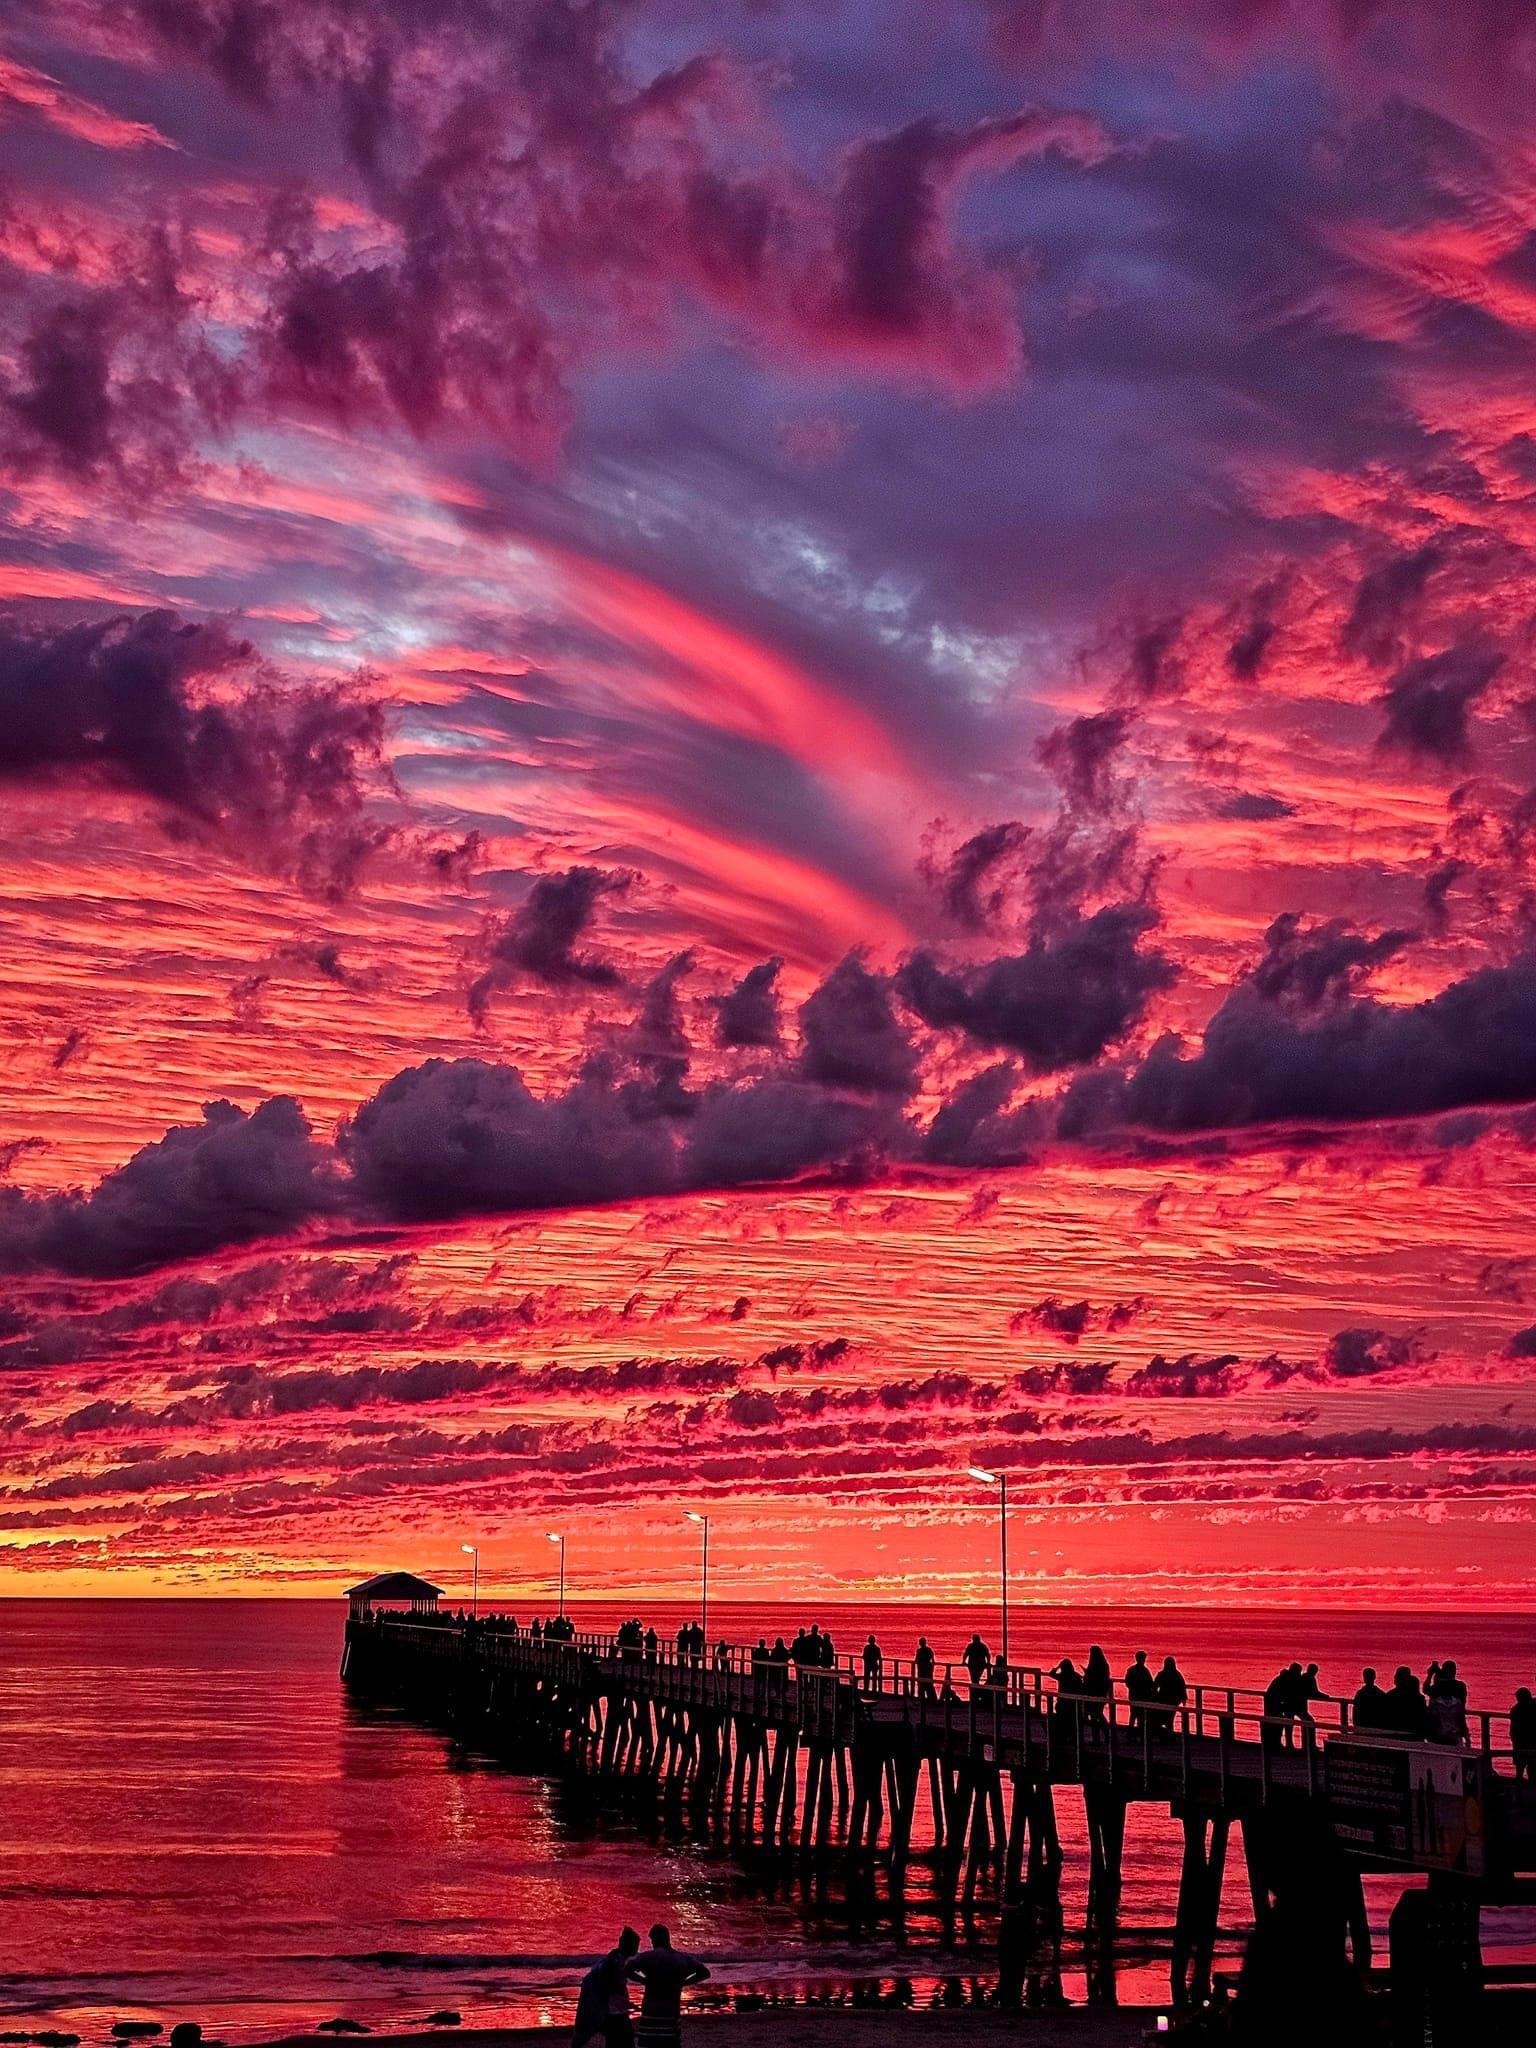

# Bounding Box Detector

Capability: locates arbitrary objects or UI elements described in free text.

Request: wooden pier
[342,1615,1536,2022]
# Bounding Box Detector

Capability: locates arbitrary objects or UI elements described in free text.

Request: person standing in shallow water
[626,1922,710,2048]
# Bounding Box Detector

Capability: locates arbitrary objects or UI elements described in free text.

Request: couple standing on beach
[573,1923,710,2048]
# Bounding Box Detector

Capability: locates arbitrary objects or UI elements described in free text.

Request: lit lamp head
[461,1542,476,1555]
[545,1531,561,1545]
[684,1511,706,1525]
[967,1465,998,1484]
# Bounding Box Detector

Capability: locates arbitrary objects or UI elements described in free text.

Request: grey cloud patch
[468,865,633,1023]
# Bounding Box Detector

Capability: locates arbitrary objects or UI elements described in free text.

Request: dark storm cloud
[925,820,1033,931]
[712,958,784,1049]
[467,865,633,1023]
[797,952,919,1096]
[1323,1328,1429,1378]
[1034,709,1134,814]
[5,2,1111,491]
[1061,935,1536,1137]
[1218,792,1295,821]
[899,903,1175,1071]
[1011,1294,1147,1344]
[1341,540,1453,668]
[1378,644,1505,765]
[0,1098,339,1278]
[0,609,391,895]
[340,1055,680,1221]
[1246,912,1413,1009]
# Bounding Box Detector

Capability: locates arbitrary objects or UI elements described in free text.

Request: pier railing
[352,1615,1524,1784]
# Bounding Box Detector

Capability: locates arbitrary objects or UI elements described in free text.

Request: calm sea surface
[2,1600,1533,2041]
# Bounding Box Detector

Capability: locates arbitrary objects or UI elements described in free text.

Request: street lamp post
[967,1466,1008,1670]
[460,1541,479,1618]
[684,1511,709,1643]
[546,1531,565,1618]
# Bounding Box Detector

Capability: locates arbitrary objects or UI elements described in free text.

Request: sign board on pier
[1324,1741,1485,1877]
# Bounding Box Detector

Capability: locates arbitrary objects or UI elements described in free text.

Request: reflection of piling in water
[342,1615,1531,2027]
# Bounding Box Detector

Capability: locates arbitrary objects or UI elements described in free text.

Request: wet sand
[256,2015,1159,2048]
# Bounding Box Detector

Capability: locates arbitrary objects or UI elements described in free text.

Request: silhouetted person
[962,1633,992,1688]
[574,1925,641,2048]
[862,1632,883,1691]
[1153,1654,1187,1735]
[626,1923,710,2048]
[1387,1664,1428,1739]
[1125,1650,1155,1734]
[1082,1644,1111,1730]
[1352,1666,1388,1732]
[820,1628,836,1667]
[1426,1658,1468,1745]
[532,1617,544,1643]
[643,1626,658,1662]
[1513,1687,1536,1782]
[1261,1664,1291,1754]
[1051,1656,1083,1745]
[914,1635,936,1698]
[712,1638,729,1670]
[1294,1661,1324,1747]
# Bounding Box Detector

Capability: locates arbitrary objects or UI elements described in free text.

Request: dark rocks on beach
[424,2015,462,2027]
[111,2027,163,2039]
[32,2033,81,2047]
[317,2024,372,2036]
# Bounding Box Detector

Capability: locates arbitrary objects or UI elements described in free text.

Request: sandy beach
[254,2016,1159,2048]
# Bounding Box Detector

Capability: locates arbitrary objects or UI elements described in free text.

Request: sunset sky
[3,0,1536,1606]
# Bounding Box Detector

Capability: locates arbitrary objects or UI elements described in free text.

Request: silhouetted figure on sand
[1513,1687,1535,1781]
[574,1925,640,2048]
[626,1923,710,2048]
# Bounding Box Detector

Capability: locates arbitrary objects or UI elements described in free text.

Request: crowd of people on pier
[364,1606,1534,1765]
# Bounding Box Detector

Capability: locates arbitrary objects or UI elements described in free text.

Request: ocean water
[1,1600,1531,2043]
